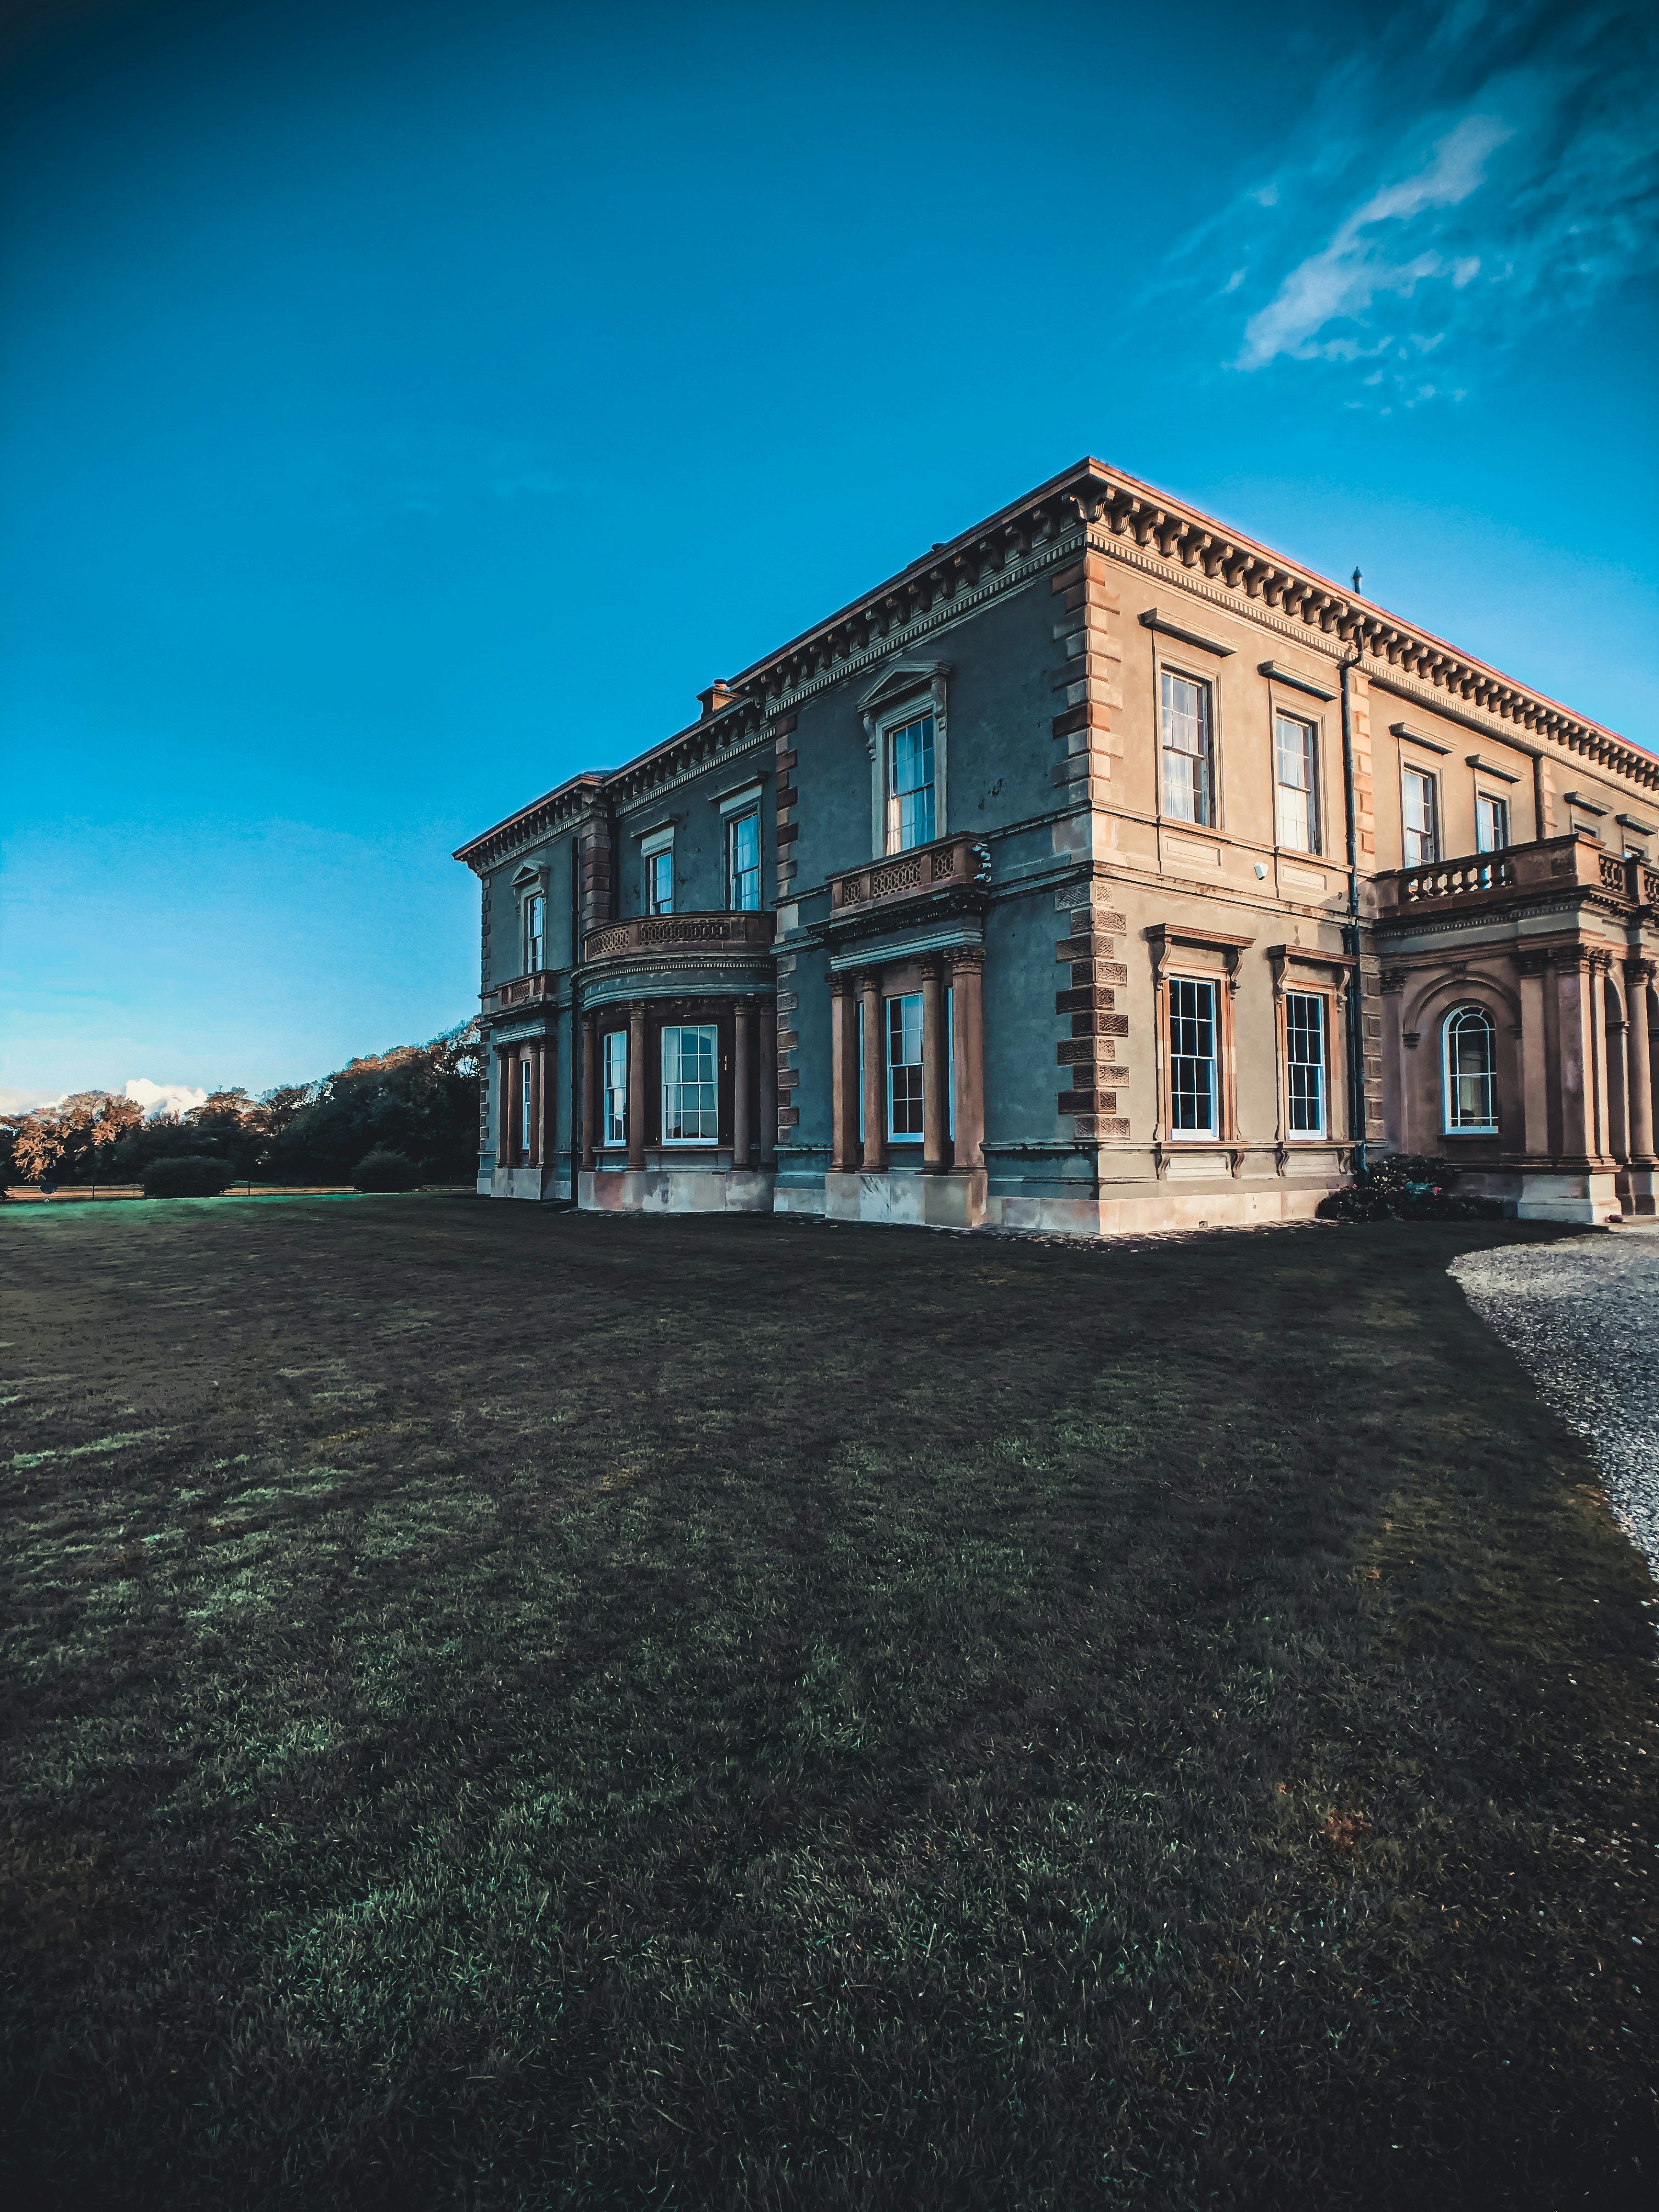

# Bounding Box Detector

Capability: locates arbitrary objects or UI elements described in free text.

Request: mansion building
[454,459,1659,1232]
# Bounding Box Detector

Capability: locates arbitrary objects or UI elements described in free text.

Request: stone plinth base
[488,1167,571,1202]
[1516,1170,1622,1223]
[821,1169,988,1229]
[984,1182,1335,1237]
[579,1166,776,1215]
[1616,1165,1657,1218]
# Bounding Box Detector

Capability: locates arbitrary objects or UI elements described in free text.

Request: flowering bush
[1317,1153,1504,1222]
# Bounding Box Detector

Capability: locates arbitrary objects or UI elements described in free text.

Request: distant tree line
[1,1028,482,1189]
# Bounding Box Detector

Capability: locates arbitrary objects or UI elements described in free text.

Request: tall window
[1475,793,1509,854]
[1169,978,1217,1134]
[886,715,935,853]
[887,993,923,1141]
[1443,1006,1497,1133]
[1285,992,1326,1135]
[1402,768,1439,867]
[518,1057,533,1155]
[1274,715,1319,853]
[1161,672,1214,826]
[526,892,545,972]
[728,810,760,910]
[662,1024,718,1143]
[603,1031,627,1145]
[647,849,674,916]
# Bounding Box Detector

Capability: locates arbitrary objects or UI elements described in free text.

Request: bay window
[662,1024,718,1143]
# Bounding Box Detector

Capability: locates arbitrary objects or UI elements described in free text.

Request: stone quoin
[455,458,1659,1231]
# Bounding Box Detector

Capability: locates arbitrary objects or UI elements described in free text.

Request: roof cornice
[456,459,1655,869]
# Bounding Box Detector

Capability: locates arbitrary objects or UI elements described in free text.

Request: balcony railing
[580,910,776,965]
[828,831,989,915]
[488,970,557,1013]
[1375,832,1655,918]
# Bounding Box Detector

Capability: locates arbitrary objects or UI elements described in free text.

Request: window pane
[662,1024,718,1142]
[527,894,545,969]
[1161,673,1212,826]
[649,850,674,915]
[1285,991,1325,1134]
[1169,977,1217,1133]
[1274,718,1318,853]
[1475,794,1508,854]
[887,992,924,1139]
[1444,1008,1496,1130]
[729,811,760,910]
[888,715,935,852]
[1403,770,1438,866]
[603,1031,627,1144]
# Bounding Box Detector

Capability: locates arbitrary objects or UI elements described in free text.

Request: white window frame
[1442,1005,1498,1135]
[640,825,675,917]
[884,713,937,855]
[602,1031,627,1147]
[1274,712,1321,855]
[661,1023,719,1146]
[1167,975,1218,1137]
[1160,668,1215,828]
[885,992,924,1142]
[1402,765,1440,867]
[524,890,546,973]
[1475,792,1510,854]
[518,1057,533,1155]
[1284,990,1327,1137]
[727,808,760,911]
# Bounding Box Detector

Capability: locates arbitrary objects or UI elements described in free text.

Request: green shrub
[1317,1152,1504,1222]
[353,1148,421,1193]
[142,1155,234,1199]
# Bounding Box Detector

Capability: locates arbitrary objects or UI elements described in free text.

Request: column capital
[828,969,855,997]
[946,943,985,974]
[1626,956,1657,988]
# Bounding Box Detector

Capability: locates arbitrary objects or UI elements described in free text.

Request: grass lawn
[2,1199,1655,2209]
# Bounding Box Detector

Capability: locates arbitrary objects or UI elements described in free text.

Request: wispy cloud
[1158,0,1659,406]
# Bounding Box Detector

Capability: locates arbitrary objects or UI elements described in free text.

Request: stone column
[1589,954,1613,1161]
[732,998,754,1168]
[921,957,946,1172]
[1555,956,1596,1161]
[581,1012,598,1171]
[829,974,857,1170]
[1626,961,1656,1164]
[759,1001,777,1167]
[1516,954,1551,1160]
[949,946,986,1170]
[859,971,886,1172]
[627,1000,648,1172]
[495,1047,515,1169]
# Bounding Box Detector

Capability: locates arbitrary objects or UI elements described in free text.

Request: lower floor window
[1169,977,1217,1134]
[518,1057,533,1153]
[887,992,923,1139]
[603,1031,627,1145]
[1285,991,1326,1135]
[1443,1005,1497,1132]
[662,1023,718,1142]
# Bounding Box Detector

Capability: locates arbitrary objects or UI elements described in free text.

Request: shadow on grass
[1,1202,1654,2209]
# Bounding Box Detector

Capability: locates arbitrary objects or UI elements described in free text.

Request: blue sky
[3,0,1655,1107]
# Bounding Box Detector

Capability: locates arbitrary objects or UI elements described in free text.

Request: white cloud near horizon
[125,1077,208,1118]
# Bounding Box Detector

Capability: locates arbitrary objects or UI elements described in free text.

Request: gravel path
[1451,1227,1659,1578]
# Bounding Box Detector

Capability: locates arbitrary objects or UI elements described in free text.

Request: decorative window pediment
[858,658,949,718]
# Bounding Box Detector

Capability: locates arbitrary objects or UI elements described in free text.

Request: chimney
[697,681,736,720]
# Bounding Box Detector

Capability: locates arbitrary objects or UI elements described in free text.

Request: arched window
[1442,1005,1497,1133]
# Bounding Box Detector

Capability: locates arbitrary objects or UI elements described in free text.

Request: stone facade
[455,459,1659,1232]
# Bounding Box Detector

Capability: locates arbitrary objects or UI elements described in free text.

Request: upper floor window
[1274,715,1319,853]
[728,810,760,910]
[886,715,936,853]
[647,848,674,916]
[1475,793,1509,854]
[1169,977,1217,1134]
[662,1024,718,1143]
[887,993,924,1140]
[1285,991,1327,1135]
[1443,1005,1497,1133]
[1402,768,1440,867]
[1161,672,1214,826]
[603,1031,627,1146]
[525,892,545,972]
